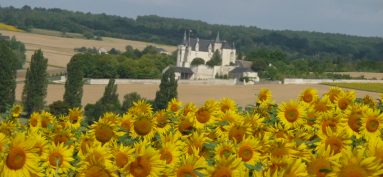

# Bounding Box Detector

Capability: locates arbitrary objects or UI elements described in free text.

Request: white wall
[283,78,383,84]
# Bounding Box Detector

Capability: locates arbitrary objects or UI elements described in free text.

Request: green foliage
[121,92,142,112]
[22,50,48,114]
[64,54,84,108]
[322,83,383,93]
[8,36,26,69]
[190,58,205,66]
[85,78,121,123]
[154,68,178,110]
[206,50,222,67]
[73,47,176,79]
[0,40,17,112]
[48,100,69,116]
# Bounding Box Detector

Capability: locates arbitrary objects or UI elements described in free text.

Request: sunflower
[176,114,196,135]
[40,111,55,129]
[330,148,383,177]
[77,144,116,177]
[342,103,367,136]
[280,158,308,177]
[131,113,157,140]
[154,110,172,135]
[0,120,17,137]
[167,98,182,113]
[325,87,343,104]
[317,128,351,155]
[185,131,210,156]
[195,105,218,128]
[243,113,266,138]
[52,125,74,145]
[120,113,134,132]
[277,100,306,128]
[224,120,251,143]
[174,152,207,177]
[78,133,96,156]
[0,133,9,155]
[1,133,41,177]
[307,148,339,177]
[30,130,48,156]
[207,155,244,177]
[180,102,197,116]
[367,138,383,163]
[29,112,41,129]
[214,140,236,159]
[127,141,164,177]
[111,144,134,175]
[300,88,318,104]
[267,139,300,160]
[11,104,23,118]
[159,141,182,175]
[256,88,273,107]
[90,118,123,144]
[42,143,74,176]
[335,90,356,111]
[316,110,344,136]
[312,95,333,115]
[360,108,383,140]
[128,99,153,116]
[68,107,83,127]
[236,136,261,165]
[219,98,237,113]
[363,95,376,108]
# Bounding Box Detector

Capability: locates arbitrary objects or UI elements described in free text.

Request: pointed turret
[215,32,221,43]
[183,30,187,44]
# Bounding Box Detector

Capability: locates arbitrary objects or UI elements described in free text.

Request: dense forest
[1,6,383,80]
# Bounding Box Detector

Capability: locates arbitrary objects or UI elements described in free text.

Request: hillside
[0,6,382,61]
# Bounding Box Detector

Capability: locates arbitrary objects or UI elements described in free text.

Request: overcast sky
[1,0,382,37]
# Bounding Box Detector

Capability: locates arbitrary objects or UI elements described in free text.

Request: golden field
[1,87,383,176]
[0,29,177,72]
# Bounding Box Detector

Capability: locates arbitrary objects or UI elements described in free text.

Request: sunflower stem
[55,158,60,177]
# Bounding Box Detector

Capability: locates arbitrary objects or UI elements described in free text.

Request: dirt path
[15,83,382,107]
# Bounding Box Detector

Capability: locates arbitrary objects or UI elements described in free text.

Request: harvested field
[15,83,381,107]
[332,72,383,80]
[0,29,177,70]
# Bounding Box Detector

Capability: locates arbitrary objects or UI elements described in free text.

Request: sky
[1,0,383,37]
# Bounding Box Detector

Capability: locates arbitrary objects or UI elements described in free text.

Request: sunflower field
[1,87,383,177]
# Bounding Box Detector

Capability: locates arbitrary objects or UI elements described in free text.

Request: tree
[121,92,142,111]
[0,40,17,112]
[206,50,222,67]
[22,50,48,114]
[64,55,84,108]
[153,68,178,110]
[85,78,121,123]
[191,58,205,66]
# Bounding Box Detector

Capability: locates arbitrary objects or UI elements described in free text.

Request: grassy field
[323,82,383,93]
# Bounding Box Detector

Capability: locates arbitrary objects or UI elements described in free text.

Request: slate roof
[182,38,233,51]
[229,67,253,74]
[173,67,194,74]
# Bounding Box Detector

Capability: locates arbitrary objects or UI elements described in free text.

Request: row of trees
[73,46,176,79]
[0,6,382,62]
[0,41,178,124]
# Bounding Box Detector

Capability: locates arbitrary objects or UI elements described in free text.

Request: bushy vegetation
[73,45,176,79]
[1,87,383,176]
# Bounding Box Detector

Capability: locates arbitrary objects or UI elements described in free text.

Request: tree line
[0,5,382,62]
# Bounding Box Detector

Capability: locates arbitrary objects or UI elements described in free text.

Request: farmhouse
[169,31,259,83]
